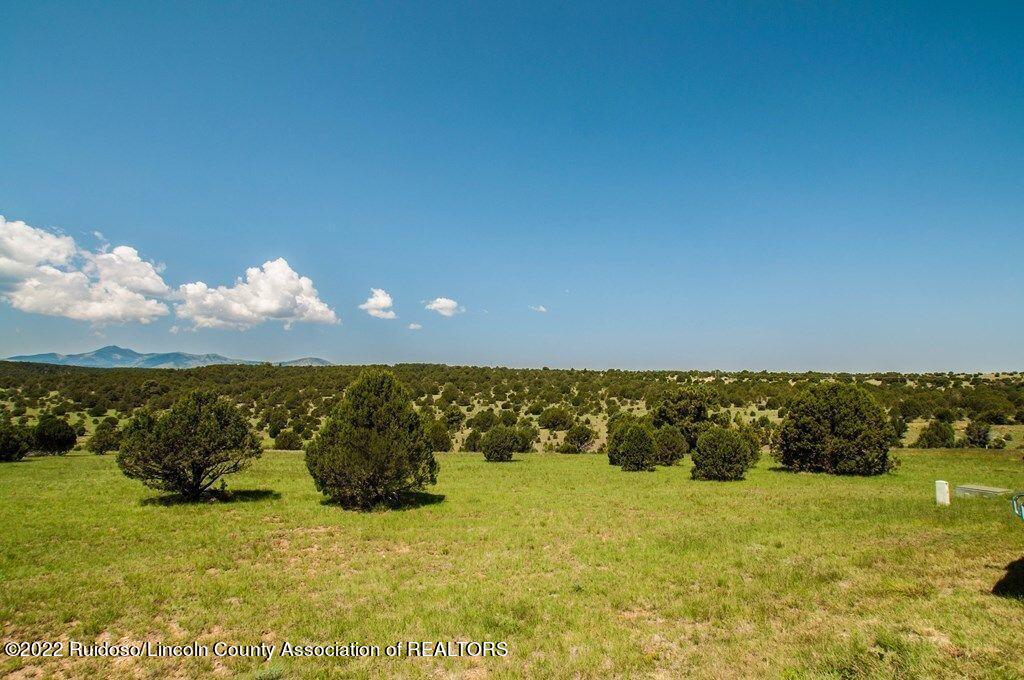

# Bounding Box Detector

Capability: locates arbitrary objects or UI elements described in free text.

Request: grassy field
[2,449,1023,679]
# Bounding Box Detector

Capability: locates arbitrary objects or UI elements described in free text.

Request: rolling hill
[5,345,331,369]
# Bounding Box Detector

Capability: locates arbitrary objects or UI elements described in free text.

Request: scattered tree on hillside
[913,420,956,449]
[87,417,121,454]
[964,420,991,448]
[274,429,303,450]
[652,385,714,448]
[463,428,483,452]
[117,391,262,499]
[653,425,689,465]
[558,423,595,453]
[422,416,453,452]
[774,383,896,475]
[305,370,437,509]
[691,426,758,480]
[33,414,77,455]
[0,418,30,462]
[538,406,574,431]
[482,425,520,462]
[611,422,656,472]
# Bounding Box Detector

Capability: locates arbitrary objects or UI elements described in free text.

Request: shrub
[274,429,303,450]
[652,386,714,448]
[265,409,288,438]
[653,425,689,465]
[0,418,30,462]
[606,412,643,465]
[774,383,896,476]
[558,423,595,453]
[978,410,1008,425]
[481,425,520,462]
[538,406,574,431]
[305,370,437,509]
[913,420,956,448]
[964,420,991,449]
[463,429,482,452]
[613,423,656,472]
[514,424,539,452]
[691,426,758,480]
[889,413,908,445]
[442,404,465,431]
[33,414,77,455]
[466,409,497,432]
[117,391,262,499]
[423,416,453,452]
[87,417,121,454]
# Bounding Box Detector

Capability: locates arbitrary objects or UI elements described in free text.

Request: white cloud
[5,265,170,324]
[86,246,170,297]
[529,304,548,313]
[1,216,339,331]
[175,258,338,330]
[425,297,462,317]
[1,216,170,324]
[358,288,396,319]
[0,216,76,280]
[407,323,422,330]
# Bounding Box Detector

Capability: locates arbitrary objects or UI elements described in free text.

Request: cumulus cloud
[0,217,77,280]
[425,297,462,317]
[86,246,170,297]
[0,216,169,324]
[408,323,422,330]
[358,288,396,319]
[5,265,170,324]
[529,304,548,313]
[1,216,338,330]
[175,258,338,330]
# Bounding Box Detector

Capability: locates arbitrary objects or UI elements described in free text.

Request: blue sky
[1,2,1021,371]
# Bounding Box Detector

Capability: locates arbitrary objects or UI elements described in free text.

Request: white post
[935,480,950,506]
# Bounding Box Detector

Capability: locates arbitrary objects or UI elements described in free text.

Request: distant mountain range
[5,346,332,369]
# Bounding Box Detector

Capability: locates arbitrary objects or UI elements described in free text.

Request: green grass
[2,449,1023,678]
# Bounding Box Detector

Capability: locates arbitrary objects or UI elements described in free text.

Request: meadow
[2,447,1023,679]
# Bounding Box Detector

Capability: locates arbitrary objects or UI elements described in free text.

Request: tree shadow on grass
[386,491,446,511]
[141,489,281,507]
[992,558,1024,600]
[320,491,446,512]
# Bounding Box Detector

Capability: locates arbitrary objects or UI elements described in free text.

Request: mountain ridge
[5,346,332,369]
